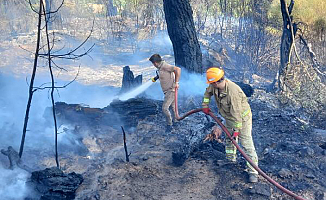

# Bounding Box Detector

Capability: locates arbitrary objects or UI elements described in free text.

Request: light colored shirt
[157,61,175,94]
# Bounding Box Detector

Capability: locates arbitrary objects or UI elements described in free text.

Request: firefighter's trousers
[225,112,258,175]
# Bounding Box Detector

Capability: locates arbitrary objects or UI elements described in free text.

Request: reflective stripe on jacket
[202,80,251,131]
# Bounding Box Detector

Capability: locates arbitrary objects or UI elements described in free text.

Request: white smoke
[0,74,119,151]
[143,68,208,101]
[178,70,207,97]
[0,73,119,199]
[55,81,119,108]
[0,166,31,200]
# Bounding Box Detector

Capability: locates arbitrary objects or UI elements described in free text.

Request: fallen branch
[299,35,326,77]
[1,146,32,172]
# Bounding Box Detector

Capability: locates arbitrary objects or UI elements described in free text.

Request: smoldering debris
[29,167,83,200]
[51,98,160,129]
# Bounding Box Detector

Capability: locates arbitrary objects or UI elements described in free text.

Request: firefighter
[149,54,181,132]
[202,67,259,183]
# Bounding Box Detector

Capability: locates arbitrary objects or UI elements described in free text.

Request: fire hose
[174,88,307,200]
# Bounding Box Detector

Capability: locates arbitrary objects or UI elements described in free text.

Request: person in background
[202,67,259,183]
[149,54,181,132]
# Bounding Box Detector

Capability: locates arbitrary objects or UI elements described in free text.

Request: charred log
[120,66,142,93]
[108,98,159,127]
[46,102,110,126]
[30,167,83,200]
[49,98,160,128]
[172,122,216,166]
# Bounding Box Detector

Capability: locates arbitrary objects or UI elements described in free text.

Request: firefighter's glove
[233,131,240,138]
[204,125,222,143]
[202,107,211,115]
[151,75,159,82]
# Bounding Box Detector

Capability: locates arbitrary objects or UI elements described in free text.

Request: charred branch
[299,35,326,77]
[121,126,130,162]
[42,1,59,168]
[1,146,21,169]
[27,0,64,15]
[38,22,95,60]
[1,146,33,172]
[32,65,80,92]
[268,0,299,93]
[20,0,93,162]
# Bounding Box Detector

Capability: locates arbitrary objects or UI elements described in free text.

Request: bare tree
[17,0,94,168]
[268,0,297,92]
[19,0,44,160]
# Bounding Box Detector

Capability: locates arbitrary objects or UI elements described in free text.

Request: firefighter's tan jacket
[202,79,251,132]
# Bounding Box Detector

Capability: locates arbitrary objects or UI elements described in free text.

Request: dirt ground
[1,32,326,200]
[43,89,326,200]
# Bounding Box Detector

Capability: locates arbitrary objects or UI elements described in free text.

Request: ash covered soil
[49,90,326,200]
[2,29,326,200]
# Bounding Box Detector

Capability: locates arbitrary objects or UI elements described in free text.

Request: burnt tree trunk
[120,66,142,93]
[269,0,297,92]
[163,0,203,73]
[279,0,297,91]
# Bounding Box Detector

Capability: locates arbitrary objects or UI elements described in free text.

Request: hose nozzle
[151,71,159,82]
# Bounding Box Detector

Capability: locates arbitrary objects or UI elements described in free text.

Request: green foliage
[269,0,326,25]
[267,0,282,28]
[291,0,326,25]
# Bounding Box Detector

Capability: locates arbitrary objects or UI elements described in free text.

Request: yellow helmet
[206,67,224,84]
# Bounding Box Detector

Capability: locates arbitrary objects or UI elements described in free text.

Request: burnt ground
[38,90,326,200]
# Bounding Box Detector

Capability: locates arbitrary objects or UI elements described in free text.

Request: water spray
[118,80,154,101]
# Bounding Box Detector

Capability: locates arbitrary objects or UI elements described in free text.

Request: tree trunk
[278,0,295,90]
[19,0,43,158]
[45,0,53,29]
[268,0,296,92]
[163,0,202,73]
